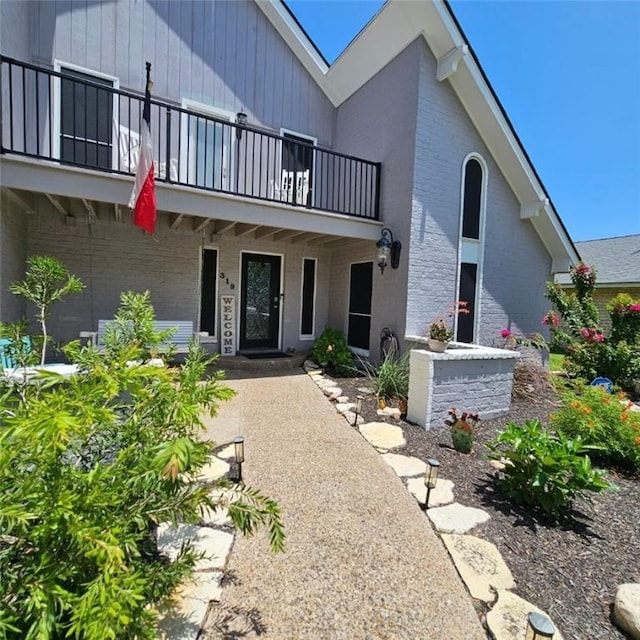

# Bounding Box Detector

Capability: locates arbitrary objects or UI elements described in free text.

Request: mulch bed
[324,372,639,640]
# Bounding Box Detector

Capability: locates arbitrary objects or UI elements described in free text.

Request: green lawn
[549,352,565,372]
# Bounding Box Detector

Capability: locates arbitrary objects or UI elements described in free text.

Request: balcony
[0,56,380,220]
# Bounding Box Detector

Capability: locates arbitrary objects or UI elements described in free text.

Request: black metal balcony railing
[0,56,380,220]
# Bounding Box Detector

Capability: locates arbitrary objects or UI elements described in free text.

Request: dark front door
[240,253,281,350]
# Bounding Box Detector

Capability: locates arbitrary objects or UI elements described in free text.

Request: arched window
[461,159,483,239]
[456,155,487,343]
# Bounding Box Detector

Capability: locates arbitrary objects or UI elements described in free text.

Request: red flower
[501,328,512,338]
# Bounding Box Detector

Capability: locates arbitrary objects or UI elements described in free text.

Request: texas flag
[129,62,156,234]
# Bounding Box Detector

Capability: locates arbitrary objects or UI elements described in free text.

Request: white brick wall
[407,40,553,345]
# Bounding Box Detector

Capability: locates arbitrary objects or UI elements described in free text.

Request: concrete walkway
[200,372,486,640]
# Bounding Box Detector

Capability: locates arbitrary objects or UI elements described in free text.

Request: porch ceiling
[0,155,382,245]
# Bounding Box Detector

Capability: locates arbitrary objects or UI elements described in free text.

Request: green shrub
[487,419,611,517]
[0,291,284,639]
[311,327,353,376]
[360,350,410,400]
[550,385,640,472]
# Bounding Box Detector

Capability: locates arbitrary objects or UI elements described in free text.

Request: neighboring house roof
[556,235,640,286]
[258,0,579,270]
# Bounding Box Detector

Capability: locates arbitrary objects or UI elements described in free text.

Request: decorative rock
[427,502,490,534]
[157,524,234,571]
[197,457,230,482]
[158,571,223,640]
[199,504,231,527]
[342,411,364,426]
[337,396,350,403]
[358,422,406,450]
[335,402,356,413]
[377,407,401,420]
[216,444,236,460]
[441,534,515,602]
[382,453,427,477]
[487,590,563,640]
[406,477,455,507]
[357,387,375,395]
[303,360,319,370]
[323,387,343,399]
[613,583,640,639]
[489,459,506,471]
[307,369,323,377]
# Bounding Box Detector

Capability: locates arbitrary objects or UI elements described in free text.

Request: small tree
[9,255,84,364]
[545,262,640,387]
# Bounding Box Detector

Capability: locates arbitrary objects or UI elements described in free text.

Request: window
[347,261,373,352]
[300,258,317,338]
[456,155,487,343]
[59,67,114,169]
[461,158,483,239]
[200,249,218,337]
[181,100,234,191]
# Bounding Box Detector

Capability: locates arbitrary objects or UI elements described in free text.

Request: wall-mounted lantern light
[233,435,245,483]
[423,458,440,509]
[236,111,247,140]
[376,227,401,274]
[525,613,555,639]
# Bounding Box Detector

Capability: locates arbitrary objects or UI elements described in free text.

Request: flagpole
[129,61,157,234]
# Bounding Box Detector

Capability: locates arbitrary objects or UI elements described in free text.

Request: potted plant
[445,408,479,453]
[425,301,470,352]
[428,318,454,352]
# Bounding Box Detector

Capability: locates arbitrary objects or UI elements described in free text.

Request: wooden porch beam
[272,229,306,242]
[234,223,260,237]
[212,220,236,235]
[3,189,35,215]
[44,193,67,217]
[253,226,280,239]
[290,232,323,244]
[170,214,185,230]
[193,218,210,233]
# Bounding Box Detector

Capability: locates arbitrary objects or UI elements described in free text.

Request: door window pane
[246,260,272,341]
[60,68,113,168]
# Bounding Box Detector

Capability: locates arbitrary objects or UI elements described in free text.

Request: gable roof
[556,235,640,286]
[257,0,579,271]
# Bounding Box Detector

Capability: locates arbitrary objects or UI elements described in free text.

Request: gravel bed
[325,372,639,640]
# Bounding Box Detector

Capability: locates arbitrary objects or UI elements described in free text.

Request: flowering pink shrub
[501,328,512,338]
[542,312,560,327]
[546,267,640,388]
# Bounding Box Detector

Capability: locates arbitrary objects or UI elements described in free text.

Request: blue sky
[287,0,640,243]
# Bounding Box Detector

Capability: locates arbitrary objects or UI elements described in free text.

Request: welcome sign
[220,295,236,356]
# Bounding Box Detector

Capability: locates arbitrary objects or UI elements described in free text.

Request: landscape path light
[423,458,440,510]
[353,394,364,426]
[233,435,245,483]
[525,612,555,639]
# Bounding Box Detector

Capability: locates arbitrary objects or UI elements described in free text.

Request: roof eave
[259,0,579,268]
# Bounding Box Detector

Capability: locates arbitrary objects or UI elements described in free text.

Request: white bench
[86,320,199,354]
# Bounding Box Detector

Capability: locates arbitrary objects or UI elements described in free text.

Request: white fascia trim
[255,0,330,97]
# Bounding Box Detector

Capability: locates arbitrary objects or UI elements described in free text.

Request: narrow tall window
[461,159,482,239]
[300,258,316,338]
[456,155,486,343]
[347,261,373,352]
[200,249,218,336]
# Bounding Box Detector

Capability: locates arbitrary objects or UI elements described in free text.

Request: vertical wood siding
[26,0,334,145]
